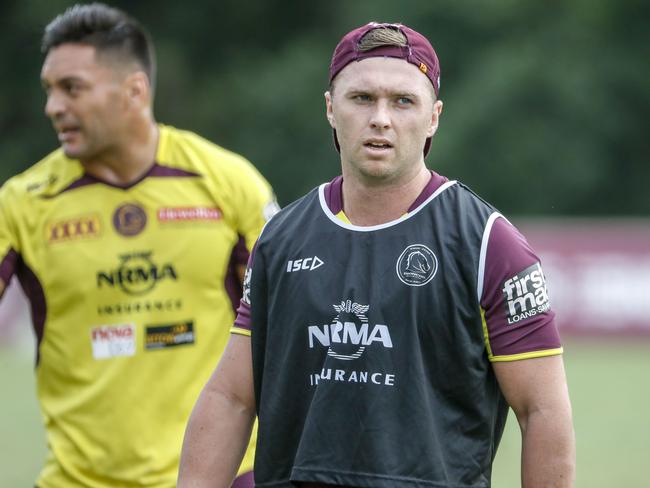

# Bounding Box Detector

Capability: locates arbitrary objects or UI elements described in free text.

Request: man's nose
[45,91,66,119]
[369,100,391,130]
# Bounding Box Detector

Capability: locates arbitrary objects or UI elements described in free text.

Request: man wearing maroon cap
[179,22,575,488]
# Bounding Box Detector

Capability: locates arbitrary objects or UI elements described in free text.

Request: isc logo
[286,256,324,273]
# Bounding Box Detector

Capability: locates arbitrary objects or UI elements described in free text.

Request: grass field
[1,339,649,487]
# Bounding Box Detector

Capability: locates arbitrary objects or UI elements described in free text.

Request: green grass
[1,340,649,487]
[0,345,47,487]
[492,339,650,487]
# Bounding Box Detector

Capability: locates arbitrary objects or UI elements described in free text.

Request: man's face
[325,57,443,184]
[40,43,131,162]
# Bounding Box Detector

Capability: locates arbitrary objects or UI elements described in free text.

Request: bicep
[206,333,255,412]
[493,355,571,423]
[494,354,576,486]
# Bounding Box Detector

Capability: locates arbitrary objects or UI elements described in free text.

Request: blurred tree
[0,0,647,215]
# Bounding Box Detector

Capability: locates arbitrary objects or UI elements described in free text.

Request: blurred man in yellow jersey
[0,3,277,487]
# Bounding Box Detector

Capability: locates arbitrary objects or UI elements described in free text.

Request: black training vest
[250,181,508,488]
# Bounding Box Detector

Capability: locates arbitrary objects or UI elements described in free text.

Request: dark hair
[41,3,156,87]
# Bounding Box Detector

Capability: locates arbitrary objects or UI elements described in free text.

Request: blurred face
[40,43,132,162]
[325,57,443,184]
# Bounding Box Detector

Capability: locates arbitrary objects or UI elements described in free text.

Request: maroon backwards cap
[328,22,441,157]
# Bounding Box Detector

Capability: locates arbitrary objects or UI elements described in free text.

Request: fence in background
[517,219,650,335]
[1,218,649,346]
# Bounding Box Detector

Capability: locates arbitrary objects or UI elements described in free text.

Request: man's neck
[341,165,431,226]
[81,120,159,186]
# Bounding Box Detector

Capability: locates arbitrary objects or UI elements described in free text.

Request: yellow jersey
[0,125,276,487]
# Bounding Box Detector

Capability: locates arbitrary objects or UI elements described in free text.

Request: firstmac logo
[502,262,551,325]
[287,256,324,273]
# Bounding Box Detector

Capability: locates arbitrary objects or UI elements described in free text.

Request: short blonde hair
[357,27,407,51]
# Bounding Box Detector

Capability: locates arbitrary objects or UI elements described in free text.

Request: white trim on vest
[318,180,458,232]
[477,212,514,303]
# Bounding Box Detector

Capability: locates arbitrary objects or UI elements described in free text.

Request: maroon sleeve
[232,235,250,266]
[0,248,18,285]
[480,216,562,360]
[233,300,252,333]
[230,241,258,335]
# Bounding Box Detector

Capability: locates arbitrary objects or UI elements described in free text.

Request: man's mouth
[364,140,393,150]
[57,126,80,143]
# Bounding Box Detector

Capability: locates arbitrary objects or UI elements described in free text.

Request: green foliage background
[1,0,648,215]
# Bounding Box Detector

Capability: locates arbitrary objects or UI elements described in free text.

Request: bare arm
[178,334,256,488]
[0,278,5,298]
[493,355,575,488]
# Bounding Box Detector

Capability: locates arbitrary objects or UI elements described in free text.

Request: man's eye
[396,97,413,105]
[64,83,81,95]
[353,94,371,102]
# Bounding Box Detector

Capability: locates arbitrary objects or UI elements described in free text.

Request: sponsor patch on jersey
[113,203,147,237]
[90,323,136,360]
[96,251,178,296]
[46,214,101,243]
[145,321,195,349]
[286,256,324,273]
[396,244,438,286]
[157,207,222,222]
[308,300,393,361]
[307,300,397,388]
[502,262,551,325]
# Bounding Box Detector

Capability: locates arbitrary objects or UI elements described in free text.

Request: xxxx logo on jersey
[46,214,101,243]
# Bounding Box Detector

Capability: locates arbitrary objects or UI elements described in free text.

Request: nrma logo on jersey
[97,252,177,296]
[308,300,393,360]
[502,262,551,325]
[308,300,396,387]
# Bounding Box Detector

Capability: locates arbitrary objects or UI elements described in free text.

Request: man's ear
[324,91,336,128]
[427,99,444,138]
[124,71,151,108]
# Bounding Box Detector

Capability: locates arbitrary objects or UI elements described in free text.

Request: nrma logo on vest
[502,262,551,325]
[307,300,396,387]
[307,300,393,360]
